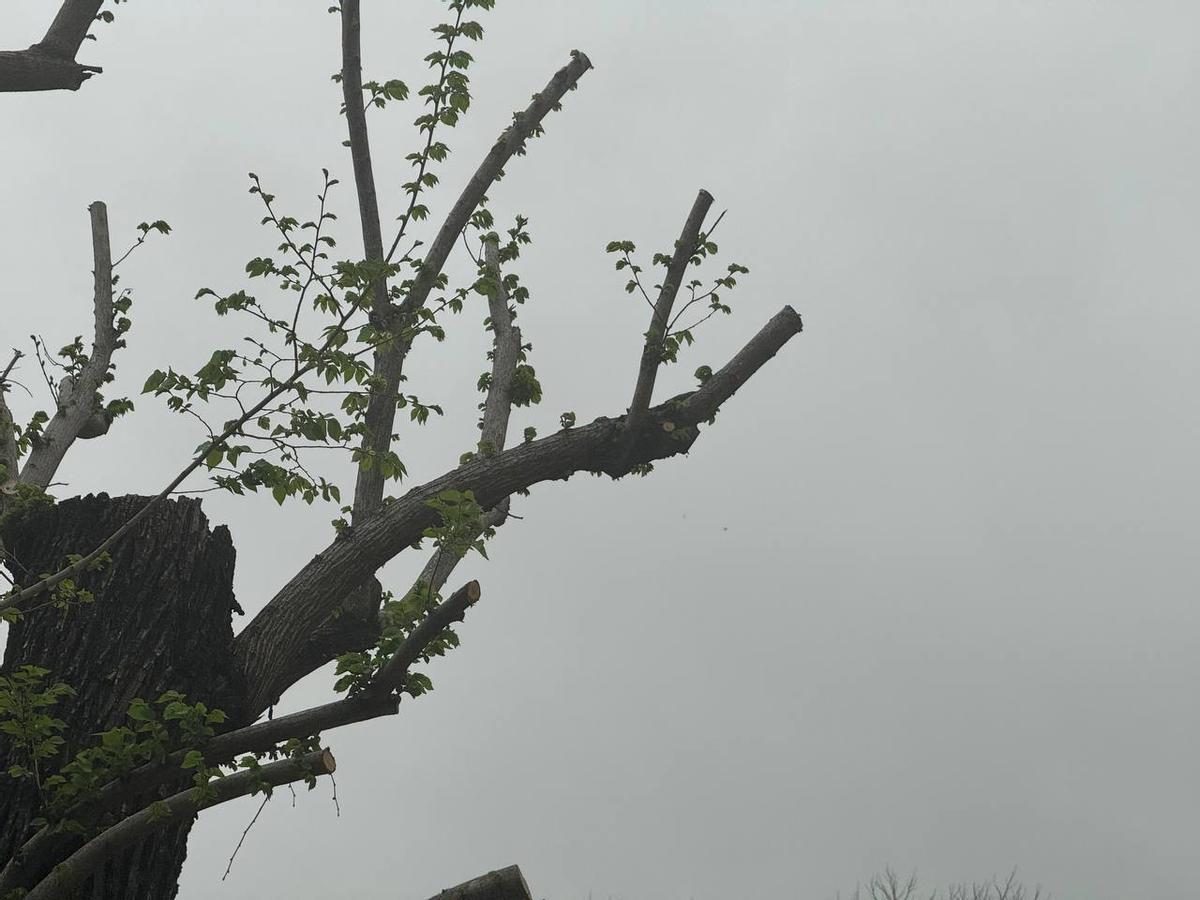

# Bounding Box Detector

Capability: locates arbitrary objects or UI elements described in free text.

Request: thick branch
[233,305,801,715]
[20,749,335,900]
[0,0,104,93]
[18,201,116,489]
[351,50,592,514]
[625,189,713,435]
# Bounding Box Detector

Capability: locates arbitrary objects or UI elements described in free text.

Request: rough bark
[0,494,243,899]
[0,0,105,93]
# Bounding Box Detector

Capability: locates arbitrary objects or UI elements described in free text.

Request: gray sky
[4,2,1200,898]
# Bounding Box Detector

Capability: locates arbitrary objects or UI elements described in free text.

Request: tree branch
[19,749,336,900]
[0,351,21,486]
[369,579,480,694]
[401,235,519,607]
[479,236,522,454]
[341,0,395,525]
[351,50,592,515]
[18,201,117,490]
[233,305,801,715]
[625,189,713,436]
[0,0,105,93]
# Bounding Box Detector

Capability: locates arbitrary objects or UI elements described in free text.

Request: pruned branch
[625,188,714,436]
[233,305,802,715]
[402,235,519,608]
[479,235,522,453]
[18,201,117,490]
[0,0,105,93]
[0,351,21,485]
[19,749,336,900]
[370,579,480,693]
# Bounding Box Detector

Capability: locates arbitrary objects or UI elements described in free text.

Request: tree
[0,2,802,897]
[838,869,1050,900]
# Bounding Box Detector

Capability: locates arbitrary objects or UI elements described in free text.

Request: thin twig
[221,794,270,881]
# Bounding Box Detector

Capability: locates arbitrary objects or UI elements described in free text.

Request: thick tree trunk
[0,493,243,899]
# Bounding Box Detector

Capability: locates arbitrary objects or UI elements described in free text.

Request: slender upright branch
[625,188,713,436]
[20,750,336,900]
[0,351,21,484]
[19,201,117,490]
[0,0,105,93]
[340,0,396,524]
[479,236,522,453]
[403,236,519,604]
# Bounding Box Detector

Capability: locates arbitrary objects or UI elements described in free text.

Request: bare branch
[233,305,801,715]
[18,201,117,489]
[20,749,335,900]
[625,188,714,435]
[0,0,105,93]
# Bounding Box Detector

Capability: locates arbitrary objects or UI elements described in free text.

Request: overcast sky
[5,2,1200,898]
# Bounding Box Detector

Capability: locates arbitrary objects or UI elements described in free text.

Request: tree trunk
[0,493,243,899]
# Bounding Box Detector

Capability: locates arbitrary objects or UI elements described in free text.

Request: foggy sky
[4,2,1199,898]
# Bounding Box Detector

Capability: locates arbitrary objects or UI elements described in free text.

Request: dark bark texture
[0,494,242,899]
